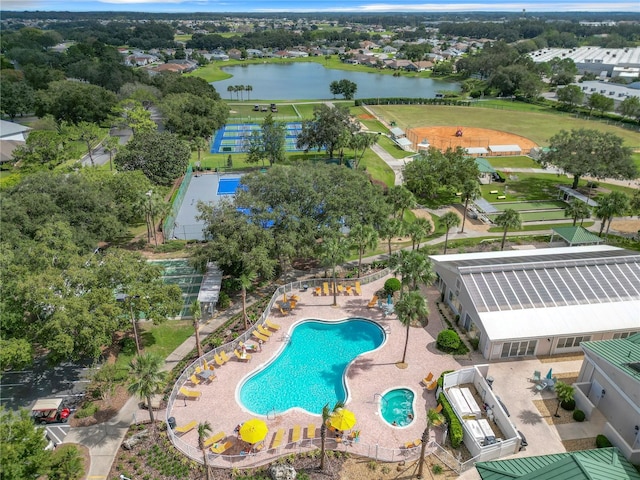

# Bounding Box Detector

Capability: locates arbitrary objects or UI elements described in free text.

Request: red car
[31,398,71,424]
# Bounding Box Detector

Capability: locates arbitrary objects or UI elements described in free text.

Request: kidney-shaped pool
[238,319,385,415]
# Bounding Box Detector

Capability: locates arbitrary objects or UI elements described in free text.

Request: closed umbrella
[329,408,356,431]
[546,368,553,379]
[239,419,268,444]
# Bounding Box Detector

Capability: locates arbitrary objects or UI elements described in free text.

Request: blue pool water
[381,388,415,427]
[239,319,385,415]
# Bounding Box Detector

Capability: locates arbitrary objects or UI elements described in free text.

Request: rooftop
[581,333,640,382]
[551,226,603,246]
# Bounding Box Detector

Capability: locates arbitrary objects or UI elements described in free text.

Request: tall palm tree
[392,250,436,294]
[190,299,203,358]
[245,85,253,101]
[387,185,416,220]
[239,270,257,329]
[226,85,234,100]
[439,211,461,254]
[417,407,445,479]
[197,421,213,480]
[596,191,629,236]
[459,179,480,233]
[348,223,378,278]
[320,400,344,471]
[494,208,522,251]
[407,217,432,251]
[564,199,592,226]
[127,352,166,424]
[379,217,405,258]
[237,85,245,101]
[395,290,428,365]
[319,235,350,306]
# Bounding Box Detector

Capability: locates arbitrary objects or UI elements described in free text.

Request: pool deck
[168,275,462,466]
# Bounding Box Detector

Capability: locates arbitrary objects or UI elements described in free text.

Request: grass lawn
[489,156,540,169]
[377,135,411,159]
[115,320,194,372]
[369,105,640,148]
[492,200,567,211]
[488,210,567,222]
[174,34,192,41]
[227,103,299,121]
[360,149,395,188]
[488,221,595,233]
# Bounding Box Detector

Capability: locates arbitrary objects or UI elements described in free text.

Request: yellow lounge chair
[306,424,316,440]
[204,431,226,448]
[210,440,233,455]
[291,424,301,443]
[214,353,225,367]
[265,319,281,331]
[279,306,290,316]
[404,439,421,449]
[253,331,269,342]
[174,420,197,434]
[367,295,378,308]
[220,351,231,363]
[421,372,434,387]
[345,286,352,295]
[179,387,201,400]
[337,285,344,295]
[195,366,202,374]
[427,380,438,391]
[189,374,201,386]
[314,286,321,296]
[435,403,443,413]
[323,282,329,295]
[257,324,273,337]
[203,360,209,370]
[234,349,252,362]
[270,429,285,449]
[355,281,362,295]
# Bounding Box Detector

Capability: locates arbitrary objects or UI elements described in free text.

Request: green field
[370,105,640,150]
[488,210,567,222]
[492,200,566,211]
[488,156,539,169]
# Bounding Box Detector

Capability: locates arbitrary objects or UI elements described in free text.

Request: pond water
[212,62,459,100]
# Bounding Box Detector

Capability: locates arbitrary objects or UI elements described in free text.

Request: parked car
[31,398,71,425]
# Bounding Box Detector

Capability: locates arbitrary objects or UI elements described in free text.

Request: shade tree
[34,80,117,125]
[159,92,228,140]
[244,113,286,166]
[596,191,630,236]
[296,103,359,159]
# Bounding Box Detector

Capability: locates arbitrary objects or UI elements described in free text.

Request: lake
[211,62,459,101]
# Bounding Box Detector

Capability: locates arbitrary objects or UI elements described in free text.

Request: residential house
[227,48,243,60]
[0,119,31,164]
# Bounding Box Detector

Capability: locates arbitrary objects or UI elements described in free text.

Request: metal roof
[476,447,640,480]
[581,333,640,382]
[488,145,521,153]
[0,119,30,139]
[475,157,495,173]
[552,226,603,246]
[197,262,222,305]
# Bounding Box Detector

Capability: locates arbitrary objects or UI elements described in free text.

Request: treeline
[49,20,176,49]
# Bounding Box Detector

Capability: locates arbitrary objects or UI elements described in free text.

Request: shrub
[383,278,401,295]
[437,329,461,352]
[152,240,186,253]
[596,434,612,448]
[561,399,576,411]
[573,409,585,422]
[120,337,137,356]
[217,291,230,309]
[469,337,480,351]
[438,392,463,448]
[75,401,99,419]
[432,464,443,474]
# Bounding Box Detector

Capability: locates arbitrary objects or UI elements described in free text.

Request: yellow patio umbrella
[329,408,356,431]
[239,418,269,444]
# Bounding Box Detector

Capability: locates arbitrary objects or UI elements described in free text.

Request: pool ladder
[374,393,388,407]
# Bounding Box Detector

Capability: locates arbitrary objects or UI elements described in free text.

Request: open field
[370,105,640,150]
[492,200,566,211]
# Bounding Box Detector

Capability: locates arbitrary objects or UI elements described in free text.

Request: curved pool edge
[378,386,418,429]
[235,317,387,417]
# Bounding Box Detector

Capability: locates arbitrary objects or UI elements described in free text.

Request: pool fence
[163,164,193,240]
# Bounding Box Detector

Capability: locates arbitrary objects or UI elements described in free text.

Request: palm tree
[596,191,629,236]
[379,218,405,258]
[564,199,592,226]
[387,185,416,220]
[127,352,166,424]
[439,211,461,254]
[319,235,350,307]
[348,224,378,278]
[245,85,253,101]
[395,290,428,365]
[227,85,234,100]
[320,400,344,471]
[191,137,209,163]
[407,217,432,251]
[459,179,480,233]
[237,84,245,101]
[417,407,445,479]
[392,250,436,294]
[197,421,213,480]
[553,381,575,417]
[494,208,522,251]
[239,270,257,329]
[190,300,203,358]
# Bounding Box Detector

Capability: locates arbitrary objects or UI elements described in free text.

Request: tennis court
[210,122,305,154]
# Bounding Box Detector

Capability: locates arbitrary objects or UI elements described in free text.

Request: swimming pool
[380,388,415,427]
[239,319,385,415]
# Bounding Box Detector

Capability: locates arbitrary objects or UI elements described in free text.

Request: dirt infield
[406,126,538,154]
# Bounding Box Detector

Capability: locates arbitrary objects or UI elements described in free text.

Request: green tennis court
[492,201,567,211]
[488,210,567,222]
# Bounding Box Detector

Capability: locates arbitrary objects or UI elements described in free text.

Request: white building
[430,245,640,361]
[529,46,640,77]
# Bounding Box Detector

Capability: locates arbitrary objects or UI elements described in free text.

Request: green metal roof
[581,335,640,382]
[552,226,603,245]
[475,157,496,174]
[476,448,640,480]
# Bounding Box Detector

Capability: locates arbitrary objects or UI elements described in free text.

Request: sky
[2,0,639,13]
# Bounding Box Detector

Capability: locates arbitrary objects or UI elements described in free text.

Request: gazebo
[550,226,603,246]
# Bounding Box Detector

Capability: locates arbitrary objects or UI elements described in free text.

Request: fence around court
[163,164,193,240]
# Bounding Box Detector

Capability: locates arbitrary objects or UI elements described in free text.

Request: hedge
[355,98,472,107]
[438,392,463,448]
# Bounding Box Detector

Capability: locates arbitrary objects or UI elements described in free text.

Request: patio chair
[323,282,329,295]
[174,420,197,434]
[204,431,226,448]
[195,366,202,374]
[290,294,300,302]
[345,286,352,295]
[220,351,231,363]
[279,306,290,316]
[355,281,362,295]
[203,360,210,371]
[435,403,443,413]
[315,286,321,296]
[179,387,201,401]
[291,425,301,444]
[289,300,297,309]
[530,370,541,383]
[337,285,344,295]
[189,374,201,386]
[426,380,438,391]
[257,324,273,337]
[270,429,285,449]
[210,440,233,455]
[214,353,225,367]
[265,319,281,331]
[253,331,269,343]
[534,383,545,392]
[306,424,317,441]
[234,349,251,362]
[421,372,434,387]
[367,295,379,308]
